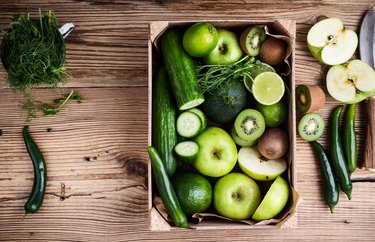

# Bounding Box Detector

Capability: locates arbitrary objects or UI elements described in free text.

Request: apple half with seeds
[238,146,287,181]
[326,59,375,103]
[307,18,358,65]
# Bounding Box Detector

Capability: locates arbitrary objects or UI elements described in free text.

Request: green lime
[255,100,287,127]
[183,22,218,58]
[172,172,212,216]
[252,72,285,105]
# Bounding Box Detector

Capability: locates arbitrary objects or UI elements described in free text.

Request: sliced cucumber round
[187,108,207,133]
[176,111,202,138]
[174,141,199,164]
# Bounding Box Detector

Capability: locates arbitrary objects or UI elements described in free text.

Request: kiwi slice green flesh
[230,126,258,147]
[298,113,325,141]
[240,26,266,56]
[234,109,265,141]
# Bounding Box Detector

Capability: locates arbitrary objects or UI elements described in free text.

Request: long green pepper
[330,106,352,200]
[310,141,339,213]
[23,126,47,214]
[343,103,357,173]
[148,146,189,228]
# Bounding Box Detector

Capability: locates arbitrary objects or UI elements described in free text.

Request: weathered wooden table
[1,1,375,241]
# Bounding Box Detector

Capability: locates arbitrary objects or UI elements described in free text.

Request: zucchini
[160,28,205,110]
[176,111,202,138]
[152,65,178,177]
[174,141,199,164]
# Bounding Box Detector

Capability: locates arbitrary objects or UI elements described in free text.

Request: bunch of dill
[1,10,69,92]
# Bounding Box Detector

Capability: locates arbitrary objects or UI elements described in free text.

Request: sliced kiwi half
[296,85,326,113]
[230,126,258,147]
[298,113,325,141]
[234,109,265,141]
[240,26,266,56]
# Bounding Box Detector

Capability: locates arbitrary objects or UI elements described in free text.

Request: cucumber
[176,111,202,138]
[160,28,205,110]
[174,141,199,164]
[152,65,178,177]
[187,108,207,133]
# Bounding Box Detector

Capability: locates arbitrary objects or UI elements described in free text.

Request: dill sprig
[196,56,256,93]
[2,10,68,91]
[21,90,83,120]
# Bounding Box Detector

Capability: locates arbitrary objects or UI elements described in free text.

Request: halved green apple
[252,176,290,221]
[237,147,287,181]
[326,59,375,103]
[307,18,358,65]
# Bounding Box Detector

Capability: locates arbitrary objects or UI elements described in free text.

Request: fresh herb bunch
[1,10,68,91]
[196,56,257,93]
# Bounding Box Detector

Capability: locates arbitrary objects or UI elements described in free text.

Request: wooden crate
[148,20,299,230]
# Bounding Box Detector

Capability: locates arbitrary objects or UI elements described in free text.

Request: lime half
[249,61,275,78]
[243,62,275,93]
[252,72,285,105]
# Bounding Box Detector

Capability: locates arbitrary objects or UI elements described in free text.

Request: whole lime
[172,172,212,216]
[183,22,218,58]
[255,100,287,127]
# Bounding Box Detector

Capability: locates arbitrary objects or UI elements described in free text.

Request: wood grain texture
[1,0,375,241]
[364,96,375,169]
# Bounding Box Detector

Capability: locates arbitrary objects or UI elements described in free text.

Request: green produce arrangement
[298,16,375,212]
[0,10,81,215]
[151,21,295,228]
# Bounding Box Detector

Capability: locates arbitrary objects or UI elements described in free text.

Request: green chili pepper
[310,141,339,213]
[23,126,47,213]
[343,103,357,173]
[330,106,352,200]
[148,146,189,228]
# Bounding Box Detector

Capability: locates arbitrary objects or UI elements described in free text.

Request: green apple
[252,176,290,221]
[214,172,261,220]
[194,127,237,177]
[326,59,375,103]
[238,146,287,181]
[183,22,218,58]
[307,18,358,65]
[203,29,243,65]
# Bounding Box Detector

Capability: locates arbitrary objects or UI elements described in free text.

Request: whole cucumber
[160,28,204,110]
[152,65,177,177]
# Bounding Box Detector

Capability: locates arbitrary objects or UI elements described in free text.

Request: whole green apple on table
[149,20,296,229]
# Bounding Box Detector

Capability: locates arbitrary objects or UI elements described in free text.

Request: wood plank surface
[1,0,375,241]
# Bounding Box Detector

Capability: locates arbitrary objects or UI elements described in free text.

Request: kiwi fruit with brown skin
[259,37,287,66]
[240,26,266,56]
[258,128,289,160]
[234,109,265,141]
[296,84,326,113]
